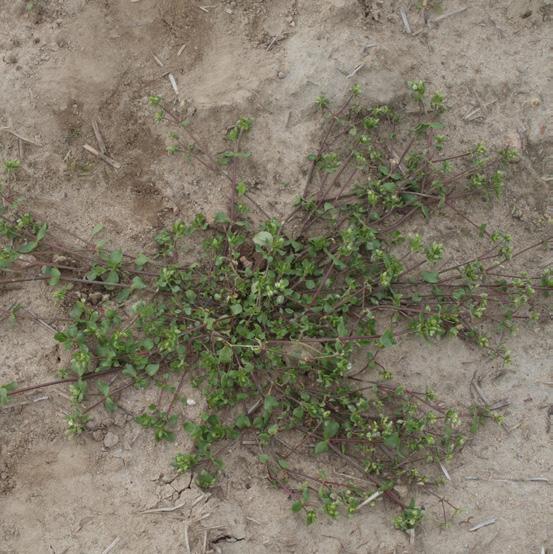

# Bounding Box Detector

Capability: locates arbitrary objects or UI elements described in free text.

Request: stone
[157,484,175,500]
[113,413,127,427]
[92,430,104,442]
[170,473,192,493]
[103,431,119,448]
[88,292,103,305]
[55,34,67,48]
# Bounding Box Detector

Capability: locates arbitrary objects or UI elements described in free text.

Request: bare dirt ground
[1,1,552,553]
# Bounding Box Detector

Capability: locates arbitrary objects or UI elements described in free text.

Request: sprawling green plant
[1,83,551,529]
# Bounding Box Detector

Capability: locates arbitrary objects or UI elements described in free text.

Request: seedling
[3,159,21,175]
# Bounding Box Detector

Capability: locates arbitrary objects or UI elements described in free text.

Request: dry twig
[101,537,120,554]
[399,8,412,34]
[469,518,496,532]
[92,120,107,154]
[82,144,121,169]
[0,126,41,146]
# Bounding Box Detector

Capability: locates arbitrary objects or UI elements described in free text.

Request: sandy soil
[1,1,552,552]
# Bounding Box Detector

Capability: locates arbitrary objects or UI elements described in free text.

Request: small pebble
[55,34,67,48]
[160,471,178,484]
[103,431,119,448]
[92,430,104,442]
[113,413,127,427]
[5,53,18,64]
[88,292,103,305]
[277,71,286,79]
[158,484,175,500]
[504,130,523,151]
[394,485,408,498]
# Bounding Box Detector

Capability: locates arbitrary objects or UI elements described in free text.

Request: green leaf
[421,271,439,284]
[183,421,198,435]
[263,395,279,415]
[142,338,154,351]
[214,212,230,224]
[109,249,123,266]
[185,289,197,302]
[235,414,251,429]
[452,288,466,301]
[44,266,61,286]
[228,127,239,142]
[277,458,289,469]
[36,223,48,241]
[379,329,396,348]
[104,270,120,285]
[323,419,339,440]
[197,470,216,489]
[131,276,147,290]
[116,288,131,302]
[336,318,348,337]
[253,231,273,248]
[0,383,17,406]
[104,397,117,412]
[314,440,329,454]
[135,253,149,268]
[69,302,84,319]
[18,241,38,254]
[291,501,303,513]
[383,432,400,449]
[230,303,243,315]
[218,345,233,364]
[91,224,104,237]
[145,363,160,377]
[54,331,68,343]
[258,454,270,464]
[96,381,110,397]
[86,267,102,281]
[192,213,207,230]
[123,365,138,379]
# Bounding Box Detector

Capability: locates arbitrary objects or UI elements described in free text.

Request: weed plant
[1,83,551,528]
